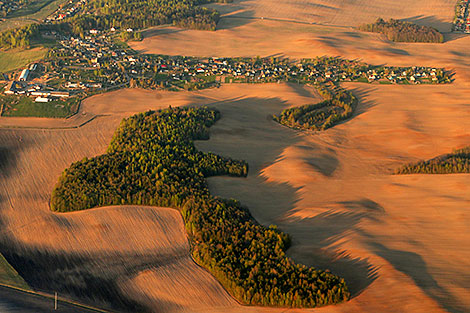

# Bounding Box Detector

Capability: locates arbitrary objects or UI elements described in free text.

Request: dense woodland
[75,0,227,33]
[51,107,350,307]
[0,23,39,49]
[0,0,227,47]
[395,147,470,174]
[274,83,357,131]
[359,18,444,43]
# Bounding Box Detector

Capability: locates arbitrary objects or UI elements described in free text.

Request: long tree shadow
[284,209,380,298]
[402,15,452,33]
[0,131,34,178]
[0,243,150,312]
[195,95,380,297]
[369,242,468,313]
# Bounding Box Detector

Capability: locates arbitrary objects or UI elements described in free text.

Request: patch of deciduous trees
[274,83,358,131]
[0,23,39,49]
[78,0,225,33]
[51,107,350,308]
[359,18,444,43]
[395,147,470,174]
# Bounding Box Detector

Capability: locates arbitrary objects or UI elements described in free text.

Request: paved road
[0,285,105,313]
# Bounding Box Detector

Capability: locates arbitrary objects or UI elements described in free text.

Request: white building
[4,81,17,95]
[35,97,50,103]
[19,69,29,81]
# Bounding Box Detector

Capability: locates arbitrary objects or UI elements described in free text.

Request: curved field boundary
[0,283,108,312]
[51,107,350,308]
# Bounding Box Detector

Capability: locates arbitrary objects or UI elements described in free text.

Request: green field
[0,48,47,73]
[8,0,56,18]
[0,0,67,32]
[1,95,80,118]
[0,254,29,289]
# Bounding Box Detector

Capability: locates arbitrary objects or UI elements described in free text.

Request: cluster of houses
[45,0,86,22]
[0,0,25,17]
[365,67,443,83]
[49,33,128,90]
[453,0,470,33]
[4,63,70,103]
[122,54,448,89]
[2,27,449,107]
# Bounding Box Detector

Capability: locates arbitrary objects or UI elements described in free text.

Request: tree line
[51,107,350,308]
[0,23,39,49]
[359,18,444,43]
[0,0,228,48]
[74,0,226,33]
[274,83,358,131]
[395,147,470,174]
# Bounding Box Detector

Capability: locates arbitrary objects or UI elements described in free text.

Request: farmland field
[0,81,468,312]
[205,0,456,31]
[0,95,79,118]
[0,254,29,290]
[0,47,47,73]
[0,0,67,32]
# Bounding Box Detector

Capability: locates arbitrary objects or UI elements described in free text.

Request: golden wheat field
[0,0,469,312]
[205,0,456,31]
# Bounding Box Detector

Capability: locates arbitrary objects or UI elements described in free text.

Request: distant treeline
[359,18,444,43]
[395,147,470,174]
[0,23,39,49]
[274,83,357,131]
[51,107,350,308]
[0,0,229,48]
[75,0,228,33]
[0,0,32,17]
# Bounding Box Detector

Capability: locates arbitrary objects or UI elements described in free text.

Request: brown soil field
[0,80,468,312]
[132,20,470,81]
[203,0,455,31]
[195,82,470,313]
[0,83,328,312]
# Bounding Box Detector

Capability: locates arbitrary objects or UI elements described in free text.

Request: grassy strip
[51,107,350,308]
[0,283,109,312]
[0,0,67,32]
[0,95,79,118]
[0,254,30,290]
[8,0,57,18]
[0,47,47,72]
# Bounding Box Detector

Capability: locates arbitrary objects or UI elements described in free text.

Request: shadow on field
[445,32,470,43]
[402,15,452,33]
[369,242,468,313]
[195,95,304,223]
[0,243,150,312]
[217,10,256,30]
[195,93,380,298]
[285,209,380,298]
[0,134,33,178]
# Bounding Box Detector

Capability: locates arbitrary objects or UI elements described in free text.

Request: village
[453,0,470,33]
[45,0,87,23]
[1,27,451,117]
[0,0,29,17]
[126,52,450,90]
